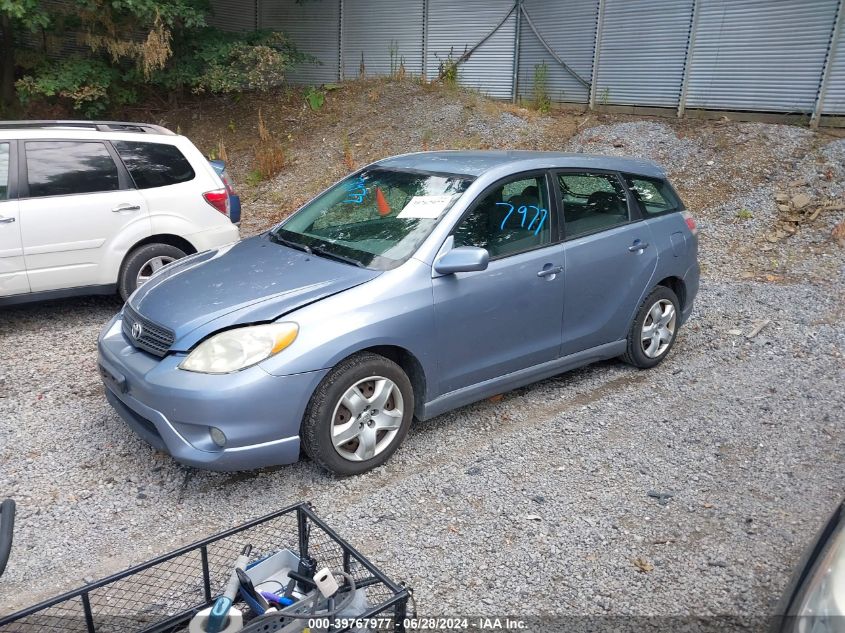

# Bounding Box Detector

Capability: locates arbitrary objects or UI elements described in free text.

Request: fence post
[811,0,844,128]
[338,0,344,81]
[512,0,522,103]
[677,0,701,118]
[589,0,606,109]
[422,0,429,80]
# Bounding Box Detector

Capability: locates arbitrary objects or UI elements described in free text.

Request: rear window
[624,175,682,216]
[113,141,195,189]
[25,141,119,198]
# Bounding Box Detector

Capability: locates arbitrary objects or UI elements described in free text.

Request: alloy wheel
[136,255,176,286]
[331,376,404,462]
[641,299,676,359]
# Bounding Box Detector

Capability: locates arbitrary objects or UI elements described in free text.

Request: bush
[6,2,304,116]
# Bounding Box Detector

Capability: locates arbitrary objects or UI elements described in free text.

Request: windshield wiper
[310,244,366,268]
[269,232,312,255]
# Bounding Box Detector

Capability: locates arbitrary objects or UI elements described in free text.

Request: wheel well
[362,345,427,419]
[128,234,198,259]
[656,276,686,310]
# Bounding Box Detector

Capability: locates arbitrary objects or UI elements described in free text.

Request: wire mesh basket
[0,503,410,633]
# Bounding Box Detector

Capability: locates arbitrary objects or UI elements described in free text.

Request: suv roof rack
[0,120,176,135]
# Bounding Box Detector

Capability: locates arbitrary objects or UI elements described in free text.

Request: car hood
[128,234,381,351]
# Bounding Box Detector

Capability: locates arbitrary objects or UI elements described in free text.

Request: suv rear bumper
[98,314,328,471]
[186,223,240,253]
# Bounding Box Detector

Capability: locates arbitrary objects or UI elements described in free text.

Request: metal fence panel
[207,0,256,32]
[259,0,341,85]
[593,0,694,107]
[341,0,425,78]
[425,0,516,99]
[685,0,839,112]
[517,0,598,104]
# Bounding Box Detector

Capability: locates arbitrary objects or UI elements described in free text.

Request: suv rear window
[25,141,119,198]
[624,175,682,215]
[113,141,195,189]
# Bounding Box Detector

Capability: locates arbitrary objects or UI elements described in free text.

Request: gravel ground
[0,93,843,625]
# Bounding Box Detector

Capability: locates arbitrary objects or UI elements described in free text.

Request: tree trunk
[1,14,15,108]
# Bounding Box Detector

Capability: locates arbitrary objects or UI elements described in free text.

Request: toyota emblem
[131,322,143,340]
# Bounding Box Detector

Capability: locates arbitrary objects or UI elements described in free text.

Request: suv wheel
[621,286,680,368]
[301,352,413,476]
[119,243,187,301]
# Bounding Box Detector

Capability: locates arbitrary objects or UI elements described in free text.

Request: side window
[558,172,629,238]
[0,143,9,200]
[25,141,119,198]
[624,175,682,216]
[113,141,195,189]
[453,174,552,259]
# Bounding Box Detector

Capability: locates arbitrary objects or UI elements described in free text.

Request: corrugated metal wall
[683,0,839,112]
[820,3,845,114]
[425,0,516,99]
[516,0,597,104]
[593,0,694,107]
[341,0,425,78]
[259,0,341,85]
[207,0,845,119]
[207,0,256,32]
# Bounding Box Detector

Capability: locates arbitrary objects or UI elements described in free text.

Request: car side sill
[0,284,117,307]
[420,340,626,420]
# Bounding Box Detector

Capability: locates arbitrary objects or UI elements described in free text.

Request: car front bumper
[97,314,328,471]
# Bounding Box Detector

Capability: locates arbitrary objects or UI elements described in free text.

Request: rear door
[556,170,658,356]
[18,139,150,292]
[0,141,29,297]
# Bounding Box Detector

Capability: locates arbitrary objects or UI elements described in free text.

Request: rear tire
[118,243,186,301]
[621,286,680,369]
[301,352,413,476]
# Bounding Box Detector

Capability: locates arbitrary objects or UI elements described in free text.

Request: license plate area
[99,363,127,394]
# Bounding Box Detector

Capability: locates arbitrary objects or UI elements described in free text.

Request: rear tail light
[203,189,229,216]
[682,210,698,235]
[220,170,237,196]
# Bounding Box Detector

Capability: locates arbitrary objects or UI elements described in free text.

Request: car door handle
[0,216,14,224]
[112,204,141,212]
[537,265,563,278]
[628,241,649,252]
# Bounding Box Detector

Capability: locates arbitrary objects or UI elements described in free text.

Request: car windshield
[271,168,474,269]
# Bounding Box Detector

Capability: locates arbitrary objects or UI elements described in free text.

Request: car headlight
[786,507,845,632]
[179,322,298,374]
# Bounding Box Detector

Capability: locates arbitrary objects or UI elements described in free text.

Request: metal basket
[0,502,410,633]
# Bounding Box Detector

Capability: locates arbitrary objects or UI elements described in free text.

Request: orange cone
[376,187,390,216]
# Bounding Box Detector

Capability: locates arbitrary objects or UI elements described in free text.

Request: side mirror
[434,246,490,275]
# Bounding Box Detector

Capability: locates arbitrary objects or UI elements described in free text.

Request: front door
[0,141,28,297]
[555,170,658,356]
[18,139,150,292]
[432,172,565,395]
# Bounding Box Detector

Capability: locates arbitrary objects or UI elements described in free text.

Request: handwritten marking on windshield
[343,176,367,204]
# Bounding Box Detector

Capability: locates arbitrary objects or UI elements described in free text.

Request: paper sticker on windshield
[397,195,454,219]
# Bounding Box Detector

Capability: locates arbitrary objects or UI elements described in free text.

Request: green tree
[0,0,49,107]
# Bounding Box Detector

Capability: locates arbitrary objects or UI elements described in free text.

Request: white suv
[0,120,240,304]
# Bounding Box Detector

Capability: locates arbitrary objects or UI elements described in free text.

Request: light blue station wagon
[98,151,700,475]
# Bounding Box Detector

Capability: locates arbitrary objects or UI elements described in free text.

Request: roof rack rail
[0,120,175,135]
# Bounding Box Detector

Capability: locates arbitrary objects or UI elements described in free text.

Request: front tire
[118,243,187,301]
[621,286,680,368]
[301,352,413,476]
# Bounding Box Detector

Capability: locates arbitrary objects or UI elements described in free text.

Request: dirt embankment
[141,78,844,285]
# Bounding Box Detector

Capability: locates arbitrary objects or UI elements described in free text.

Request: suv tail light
[220,170,237,197]
[203,189,229,216]
[682,210,698,235]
